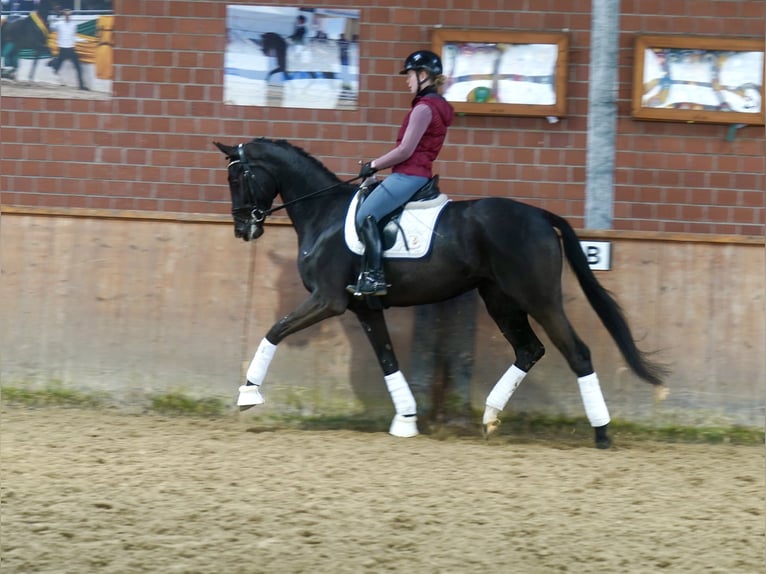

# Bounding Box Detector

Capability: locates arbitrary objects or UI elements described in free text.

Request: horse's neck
[270,149,340,208]
[260,143,349,239]
[281,177,349,244]
[36,2,51,19]
[35,8,50,22]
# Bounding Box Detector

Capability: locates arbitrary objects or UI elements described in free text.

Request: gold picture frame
[632,34,764,125]
[432,29,569,117]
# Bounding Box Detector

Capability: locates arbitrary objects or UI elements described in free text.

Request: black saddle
[357,176,441,251]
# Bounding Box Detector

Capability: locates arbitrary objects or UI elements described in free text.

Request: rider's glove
[358,161,378,180]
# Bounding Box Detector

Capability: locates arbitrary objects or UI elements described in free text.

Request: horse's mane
[250,137,343,184]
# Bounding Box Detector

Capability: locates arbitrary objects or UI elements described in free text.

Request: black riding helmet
[400,50,443,77]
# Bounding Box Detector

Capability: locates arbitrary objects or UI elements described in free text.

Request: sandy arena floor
[1,406,764,573]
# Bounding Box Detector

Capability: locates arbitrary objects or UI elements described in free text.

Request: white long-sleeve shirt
[52,19,80,49]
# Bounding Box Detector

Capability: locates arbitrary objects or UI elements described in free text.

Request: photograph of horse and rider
[223,5,359,109]
[0,0,113,98]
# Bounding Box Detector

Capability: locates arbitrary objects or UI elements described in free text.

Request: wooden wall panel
[2,214,763,427]
[1,214,253,402]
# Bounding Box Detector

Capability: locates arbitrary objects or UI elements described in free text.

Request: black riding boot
[347,216,388,296]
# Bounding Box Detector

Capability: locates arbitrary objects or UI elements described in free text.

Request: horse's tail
[545,210,667,386]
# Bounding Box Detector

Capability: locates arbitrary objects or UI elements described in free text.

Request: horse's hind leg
[479,284,546,435]
[353,305,418,437]
[532,307,612,448]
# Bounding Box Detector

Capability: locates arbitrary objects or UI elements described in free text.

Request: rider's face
[406,70,424,93]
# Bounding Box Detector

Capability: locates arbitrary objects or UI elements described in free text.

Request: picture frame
[223,5,360,110]
[431,29,569,117]
[632,35,764,125]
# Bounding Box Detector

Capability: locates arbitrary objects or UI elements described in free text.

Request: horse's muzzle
[234,220,263,241]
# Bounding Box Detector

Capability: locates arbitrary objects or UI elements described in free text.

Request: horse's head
[214,141,277,241]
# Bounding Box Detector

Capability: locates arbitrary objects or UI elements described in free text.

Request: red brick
[741,191,765,208]
[0,0,761,238]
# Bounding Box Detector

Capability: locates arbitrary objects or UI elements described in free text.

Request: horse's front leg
[237,293,345,410]
[353,306,419,438]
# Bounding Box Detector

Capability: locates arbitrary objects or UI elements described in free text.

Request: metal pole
[585,0,620,229]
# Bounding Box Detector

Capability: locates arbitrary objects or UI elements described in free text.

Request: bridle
[227,143,364,225]
[227,143,275,225]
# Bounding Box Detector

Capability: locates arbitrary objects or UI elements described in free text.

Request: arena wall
[2,211,763,427]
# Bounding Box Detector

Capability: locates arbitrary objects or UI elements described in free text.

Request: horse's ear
[213,141,235,157]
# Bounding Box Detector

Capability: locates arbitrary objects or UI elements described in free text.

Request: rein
[230,143,363,222]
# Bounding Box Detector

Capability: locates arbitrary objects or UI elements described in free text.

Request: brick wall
[617,1,765,234]
[1,0,764,235]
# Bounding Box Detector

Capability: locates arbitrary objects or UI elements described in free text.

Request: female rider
[347,50,454,296]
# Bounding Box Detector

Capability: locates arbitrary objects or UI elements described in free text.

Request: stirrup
[346,272,388,297]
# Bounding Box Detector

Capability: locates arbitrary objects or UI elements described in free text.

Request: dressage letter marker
[580,241,611,271]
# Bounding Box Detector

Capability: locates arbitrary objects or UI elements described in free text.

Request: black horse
[214,138,667,448]
[252,32,289,82]
[0,0,56,81]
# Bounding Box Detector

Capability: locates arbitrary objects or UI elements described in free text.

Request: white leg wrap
[246,338,277,386]
[238,339,277,407]
[485,365,527,411]
[384,371,417,416]
[577,372,611,427]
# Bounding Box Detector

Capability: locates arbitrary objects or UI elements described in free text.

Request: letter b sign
[579,241,611,271]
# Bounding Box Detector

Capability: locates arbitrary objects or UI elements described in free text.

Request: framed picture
[632,35,764,125]
[432,29,569,117]
[0,0,114,100]
[223,5,360,110]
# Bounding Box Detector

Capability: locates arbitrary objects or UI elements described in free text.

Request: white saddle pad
[344,191,450,259]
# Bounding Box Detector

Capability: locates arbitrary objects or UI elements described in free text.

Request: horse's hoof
[482,405,502,438]
[594,424,612,449]
[595,437,613,449]
[389,414,419,438]
[482,418,501,439]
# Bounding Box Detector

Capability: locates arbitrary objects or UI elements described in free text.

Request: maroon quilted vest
[392,89,454,178]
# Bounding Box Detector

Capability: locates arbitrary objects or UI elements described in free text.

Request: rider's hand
[358,161,377,179]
